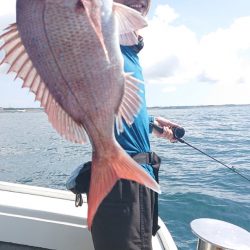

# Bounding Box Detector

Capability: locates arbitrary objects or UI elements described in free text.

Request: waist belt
[132,152,161,168]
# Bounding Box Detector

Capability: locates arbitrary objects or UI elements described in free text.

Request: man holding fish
[91,0,179,249]
[0,0,179,249]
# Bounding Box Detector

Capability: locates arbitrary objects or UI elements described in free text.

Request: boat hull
[0,181,177,250]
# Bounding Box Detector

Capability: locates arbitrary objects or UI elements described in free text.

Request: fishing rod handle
[150,122,185,139]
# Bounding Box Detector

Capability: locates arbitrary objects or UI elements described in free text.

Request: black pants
[91,179,155,250]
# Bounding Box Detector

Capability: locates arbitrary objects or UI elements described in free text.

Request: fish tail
[87,143,161,229]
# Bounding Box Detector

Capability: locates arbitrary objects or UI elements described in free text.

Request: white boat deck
[0,181,178,250]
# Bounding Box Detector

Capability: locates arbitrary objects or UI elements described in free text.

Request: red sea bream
[0,0,160,228]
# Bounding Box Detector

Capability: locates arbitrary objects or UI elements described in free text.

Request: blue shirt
[115,45,155,178]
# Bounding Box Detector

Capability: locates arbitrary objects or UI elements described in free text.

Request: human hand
[152,117,180,143]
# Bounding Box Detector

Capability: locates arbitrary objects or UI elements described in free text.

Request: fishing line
[150,122,250,182]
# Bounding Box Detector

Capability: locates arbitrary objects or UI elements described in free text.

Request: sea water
[0,105,249,249]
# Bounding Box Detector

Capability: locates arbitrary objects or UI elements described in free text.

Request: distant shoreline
[147,103,250,110]
[0,103,249,112]
[0,108,43,112]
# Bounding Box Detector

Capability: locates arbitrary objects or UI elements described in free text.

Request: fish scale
[44,3,113,117]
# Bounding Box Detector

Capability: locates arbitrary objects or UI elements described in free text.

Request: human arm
[149,116,179,142]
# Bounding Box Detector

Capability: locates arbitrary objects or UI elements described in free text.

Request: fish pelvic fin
[113,3,148,46]
[80,0,109,61]
[87,143,161,229]
[116,73,143,133]
[0,24,87,144]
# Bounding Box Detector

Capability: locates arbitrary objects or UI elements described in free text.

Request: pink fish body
[0,0,160,228]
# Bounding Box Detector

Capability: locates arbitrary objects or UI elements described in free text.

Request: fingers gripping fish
[0,0,160,229]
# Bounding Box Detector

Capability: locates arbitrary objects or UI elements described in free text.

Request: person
[90,0,180,249]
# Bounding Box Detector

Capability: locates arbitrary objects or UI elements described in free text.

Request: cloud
[198,16,250,84]
[162,86,176,93]
[139,4,250,105]
[196,72,218,84]
[0,0,16,32]
[0,0,15,16]
[144,55,180,81]
[140,5,199,84]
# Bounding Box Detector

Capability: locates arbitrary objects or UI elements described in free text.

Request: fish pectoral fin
[119,32,139,47]
[87,144,160,229]
[113,3,148,33]
[113,3,148,46]
[0,24,87,144]
[116,73,143,133]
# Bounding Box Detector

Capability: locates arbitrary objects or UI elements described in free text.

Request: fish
[0,0,160,229]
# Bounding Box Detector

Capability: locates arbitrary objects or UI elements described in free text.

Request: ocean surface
[0,105,249,249]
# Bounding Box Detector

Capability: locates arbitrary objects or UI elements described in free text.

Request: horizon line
[1,103,250,110]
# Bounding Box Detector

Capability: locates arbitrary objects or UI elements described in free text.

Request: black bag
[66,161,92,207]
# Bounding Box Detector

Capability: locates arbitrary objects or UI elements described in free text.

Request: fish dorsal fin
[113,3,148,45]
[0,24,87,144]
[115,73,143,133]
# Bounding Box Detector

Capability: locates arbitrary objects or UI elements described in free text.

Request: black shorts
[91,179,157,250]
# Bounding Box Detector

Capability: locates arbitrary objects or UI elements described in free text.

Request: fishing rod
[150,122,250,182]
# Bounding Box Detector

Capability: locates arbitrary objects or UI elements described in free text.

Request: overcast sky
[0,0,250,107]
